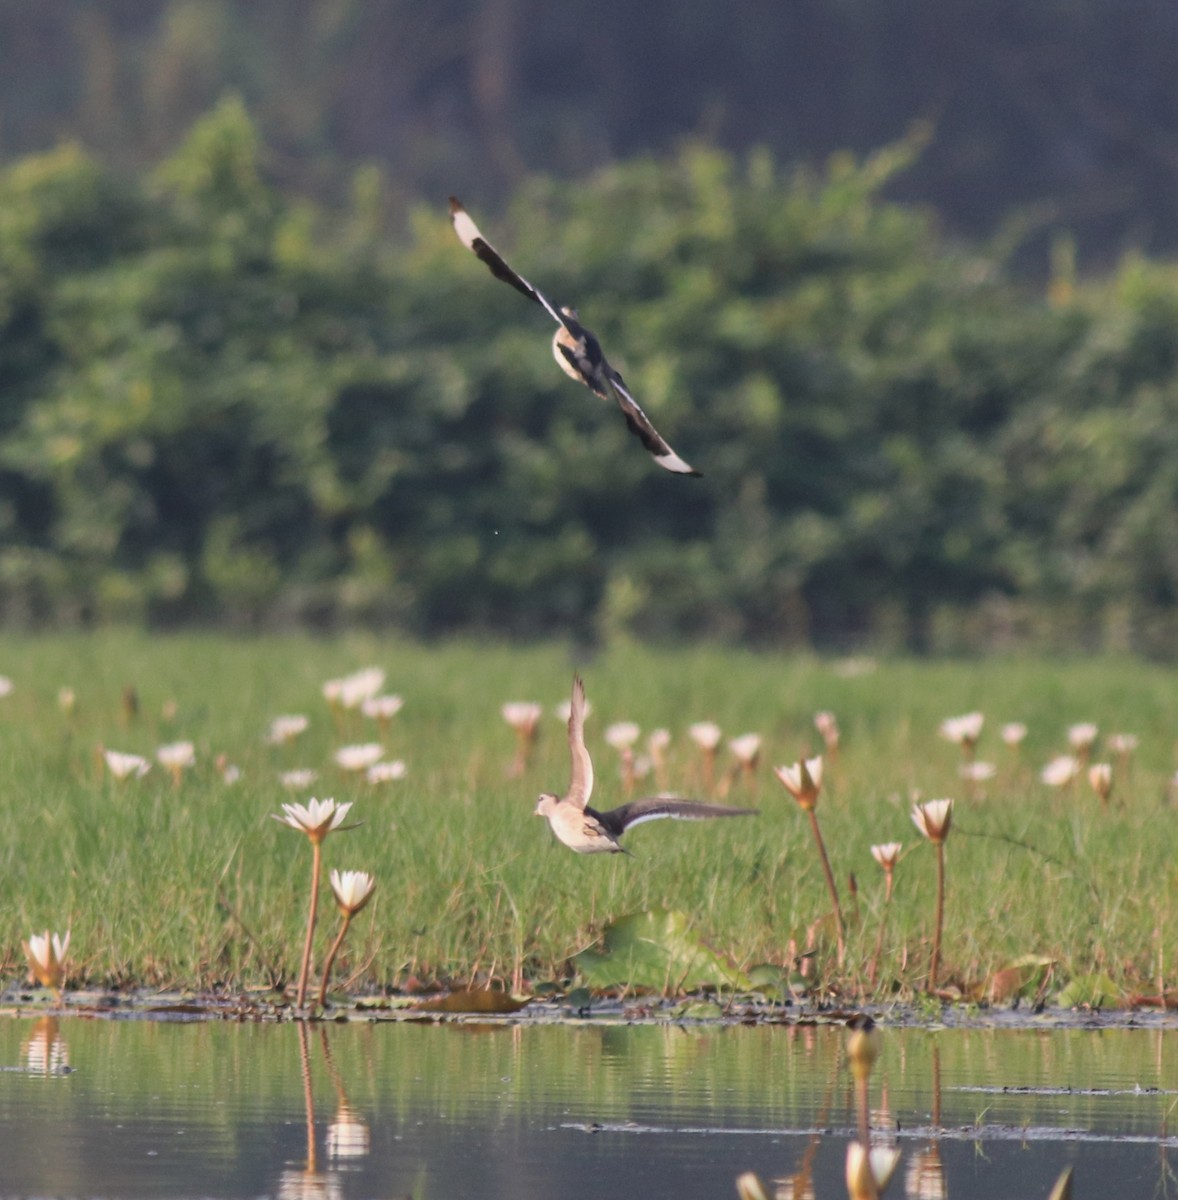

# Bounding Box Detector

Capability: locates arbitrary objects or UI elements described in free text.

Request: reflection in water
[22,1015,69,1076]
[0,1018,1172,1198]
[905,1042,946,1199]
[905,1146,947,1200]
[319,1026,371,1163]
[275,1022,372,1200]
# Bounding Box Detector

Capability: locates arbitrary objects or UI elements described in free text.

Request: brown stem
[296,841,322,1010]
[807,809,845,964]
[317,912,353,1009]
[930,840,945,991]
[868,891,892,986]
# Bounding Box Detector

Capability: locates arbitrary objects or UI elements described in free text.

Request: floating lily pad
[411,989,530,1014]
[573,909,750,993]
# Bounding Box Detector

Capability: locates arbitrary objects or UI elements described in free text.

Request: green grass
[1,630,1176,1003]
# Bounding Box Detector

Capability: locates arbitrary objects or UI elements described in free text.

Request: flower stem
[807,808,845,964]
[317,912,353,1009]
[930,840,945,991]
[296,840,322,1010]
[868,889,892,986]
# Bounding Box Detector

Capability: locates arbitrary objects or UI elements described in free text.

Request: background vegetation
[3,99,1178,650]
[3,0,1178,270]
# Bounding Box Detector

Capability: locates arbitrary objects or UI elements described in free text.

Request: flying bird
[449,197,701,477]
[535,675,755,854]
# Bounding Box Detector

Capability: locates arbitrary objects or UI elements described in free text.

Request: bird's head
[535,792,559,817]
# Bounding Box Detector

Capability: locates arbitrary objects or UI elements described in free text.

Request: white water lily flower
[273,797,353,844]
[104,749,151,780]
[361,694,404,721]
[814,710,840,749]
[334,743,384,772]
[23,931,69,991]
[0,675,12,697]
[1000,722,1028,746]
[958,761,996,782]
[1088,762,1113,801]
[502,701,542,732]
[1067,722,1099,750]
[871,842,903,871]
[775,756,824,809]
[605,721,641,751]
[1041,755,1080,787]
[156,741,195,768]
[266,714,309,745]
[329,869,376,916]
[688,721,723,751]
[366,760,407,784]
[911,797,953,843]
[280,768,318,790]
[648,728,671,752]
[1108,733,1138,756]
[338,667,385,710]
[728,733,762,765]
[939,712,984,746]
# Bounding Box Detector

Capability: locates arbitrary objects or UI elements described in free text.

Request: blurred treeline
[4,0,1178,267]
[4,99,1178,653]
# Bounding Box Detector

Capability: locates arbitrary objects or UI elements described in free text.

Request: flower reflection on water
[22,1017,69,1077]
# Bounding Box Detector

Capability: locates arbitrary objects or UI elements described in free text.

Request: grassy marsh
[2,631,1177,1003]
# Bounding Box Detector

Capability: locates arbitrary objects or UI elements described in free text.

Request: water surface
[0,1015,1174,1198]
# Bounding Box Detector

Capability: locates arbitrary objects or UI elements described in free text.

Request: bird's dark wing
[601,367,702,477]
[592,796,757,836]
[449,197,570,329]
[566,674,593,811]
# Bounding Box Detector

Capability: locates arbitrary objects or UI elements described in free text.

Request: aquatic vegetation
[3,634,1178,1003]
[776,756,844,961]
[911,799,953,993]
[23,931,69,1004]
[501,701,542,778]
[273,798,355,1009]
[317,869,376,1008]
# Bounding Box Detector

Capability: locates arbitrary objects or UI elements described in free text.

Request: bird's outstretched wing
[565,674,594,811]
[449,197,570,330]
[591,796,757,837]
[602,367,701,476]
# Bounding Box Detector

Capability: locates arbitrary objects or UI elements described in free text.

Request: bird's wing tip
[656,451,702,476]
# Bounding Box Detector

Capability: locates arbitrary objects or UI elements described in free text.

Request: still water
[0,1013,1174,1199]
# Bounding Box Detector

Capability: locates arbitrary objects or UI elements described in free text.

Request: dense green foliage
[1,633,1176,1000]
[4,102,1178,649]
[3,0,1178,267]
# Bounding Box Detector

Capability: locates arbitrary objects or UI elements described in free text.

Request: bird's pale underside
[535,674,756,854]
[449,197,701,477]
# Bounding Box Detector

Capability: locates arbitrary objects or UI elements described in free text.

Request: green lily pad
[573,909,750,994]
[1054,972,1121,1009]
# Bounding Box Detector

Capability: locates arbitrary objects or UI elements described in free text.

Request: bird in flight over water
[536,675,756,854]
[449,197,702,477]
